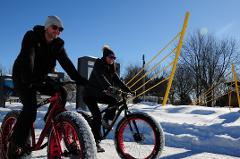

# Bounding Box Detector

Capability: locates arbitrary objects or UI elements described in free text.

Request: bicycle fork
[127,118,143,142]
[51,120,63,155]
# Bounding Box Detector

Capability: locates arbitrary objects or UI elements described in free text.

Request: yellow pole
[232,64,240,107]
[162,11,190,105]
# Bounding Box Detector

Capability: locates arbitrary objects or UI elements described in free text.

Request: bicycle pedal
[96,143,105,153]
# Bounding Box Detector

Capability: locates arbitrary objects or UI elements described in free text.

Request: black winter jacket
[84,58,131,98]
[12,25,87,85]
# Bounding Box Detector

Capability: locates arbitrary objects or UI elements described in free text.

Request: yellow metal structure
[232,64,240,107]
[130,48,176,89]
[135,61,173,92]
[192,71,232,106]
[162,12,190,105]
[134,77,169,99]
[127,32,180,86]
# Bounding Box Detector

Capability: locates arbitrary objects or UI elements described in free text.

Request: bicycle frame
[100,93,132,140]
[29,92,66,151]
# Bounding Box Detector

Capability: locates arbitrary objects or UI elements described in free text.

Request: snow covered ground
[1,102,240,158]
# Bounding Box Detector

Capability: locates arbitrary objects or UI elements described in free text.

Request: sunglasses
[107,55,116,60]
[51,25,64,32]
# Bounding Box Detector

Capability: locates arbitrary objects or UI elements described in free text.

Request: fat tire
[1,110,32,159]
[1,110,21,132]
[77,110,94,131]
[114,112,164,159]
[1,110,21,159]
[47,111,97,159]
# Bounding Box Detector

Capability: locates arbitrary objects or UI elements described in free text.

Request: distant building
[0,74,17,107]
[215,81,240,107]
[0,72,65,107]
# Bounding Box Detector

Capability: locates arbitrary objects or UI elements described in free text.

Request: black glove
[105,86,121,96]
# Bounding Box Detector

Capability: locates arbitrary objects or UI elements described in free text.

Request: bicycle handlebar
[103,87,135,100]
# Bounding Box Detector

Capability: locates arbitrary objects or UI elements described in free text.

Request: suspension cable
[129,48,176,88]
[131,77,170,102]
[134,61,174,92]
[126,32,181,85]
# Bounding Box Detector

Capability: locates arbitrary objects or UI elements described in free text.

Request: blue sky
[0,0,239,76]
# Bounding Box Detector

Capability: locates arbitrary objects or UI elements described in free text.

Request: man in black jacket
[8,16,88,158]
[83,45,132,152]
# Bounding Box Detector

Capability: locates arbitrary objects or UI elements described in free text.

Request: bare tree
[7,65,13,75]
[123,65,146,92]
[0,64,10,75]
[123,64,169,103]
[180,31,239,106]
[147,66,169,99]
[0,64,4,76]
[172,63,194,105]
[123,64,148,102]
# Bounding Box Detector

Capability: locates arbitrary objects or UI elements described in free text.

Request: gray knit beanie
[44,16,64,30]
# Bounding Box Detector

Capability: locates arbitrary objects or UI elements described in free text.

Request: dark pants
[10,77,67,148]
[83,94,118,142]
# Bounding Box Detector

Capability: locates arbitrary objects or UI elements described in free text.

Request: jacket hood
[32,25,64,45]
[33,25,45,42]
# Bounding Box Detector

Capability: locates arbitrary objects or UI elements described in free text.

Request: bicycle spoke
[48,112,97,158]
[115,113,164,159]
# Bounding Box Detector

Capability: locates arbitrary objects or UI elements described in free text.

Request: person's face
[45,25,63,41]
[105,54,116,65]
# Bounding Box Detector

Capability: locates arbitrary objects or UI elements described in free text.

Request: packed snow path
[1,102,240,158]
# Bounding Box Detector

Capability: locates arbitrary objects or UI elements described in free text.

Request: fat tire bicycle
[0,81,97,159]
[78,89,165,159]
